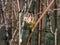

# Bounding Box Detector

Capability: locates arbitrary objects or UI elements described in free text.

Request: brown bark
[38,0,42,45]
[12,0,15,45]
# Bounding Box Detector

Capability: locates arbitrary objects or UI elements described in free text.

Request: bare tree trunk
[50,0,57,45]
[54,0,57,45]
[38,0,42,45]
[12,0,15,45]
[1,0,9,45]
[54,29,57,45]
[17,0,22,45]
